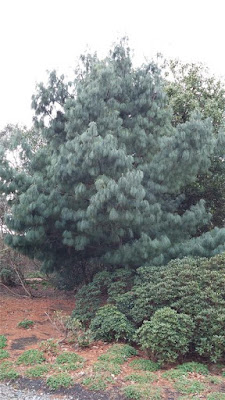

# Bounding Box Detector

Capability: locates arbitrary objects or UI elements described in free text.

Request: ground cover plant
[18,319,34,329]
[17,349,46,365]
[0,335,7,349]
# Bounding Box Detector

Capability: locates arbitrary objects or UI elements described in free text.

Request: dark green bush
[90,305,135,342]
[0,268,16,286]
[194,307,225,362]
[73,268,134,323]
[136,307,194,363]
[130,255,225,325]
[73,254,225,362]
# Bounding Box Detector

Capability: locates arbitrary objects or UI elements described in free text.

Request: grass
[124,372,158,383]
[174,378,206,395]
[162,368,188,380]
[46,373,73,390]
[0,349,10,360]
[17,319,34,329]
[94,360,121,375]
[129,358,161,372]
[0,361,19,381]
[25,364,50,378]
[17,349,45,365]
[55,352,84,364]
[123,384,161,400]
[177,362,209,375]
[0,335,7,349]
[207,394,225,400]
[82,375,109,391]
[55,351,84,372]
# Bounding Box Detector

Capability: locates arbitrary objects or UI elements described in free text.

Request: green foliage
[207,394,225,400]
[129,358,161,372]
[177,362,209,375]
[25,364,50,378]
[46,373,73,390]
[130,255,225,325]
[18,319,34,329]
[123,386,142,400]
[39,339,59,355]
[73,268,134,323]
[136,307,194,363]
[174,378,206,395]
[194,307,225,362]
[17,349,45,365]
[162,369,188,380]
[0,349,10,360]
[94,360,121,375]
[82,375,108,391]
[90,304,135,342]
[0,335,7,349]
[124,372,157,383]
[163,59,225,230]
[55,352,84,365]
[123,384,161,400]
[2,40,225,285]
[0,268,16,286]
[0,361,19,381]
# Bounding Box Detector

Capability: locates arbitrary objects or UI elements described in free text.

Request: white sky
[0,0,225,130]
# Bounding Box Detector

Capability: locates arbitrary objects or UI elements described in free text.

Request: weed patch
[82,375,109,391]
[129,358,161,372]
[177,362,209,375]
[174,378,206,395]
[0,361,19,381]
[0,349,10,360]
[18,319,34,329]
[46,373,73,390]
[123,384,161,400]
[39,339,59,355]
[124,372,158,383]
[17,349,45,365]
[0,335,7,349]
[25,364,50,378]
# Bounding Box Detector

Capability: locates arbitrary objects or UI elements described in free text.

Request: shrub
[130,255,225,325]
[73,268,134,323]
[0,268,16,286]
[90,305,135,342]
[136,307,194,363]
[194,307,225,362]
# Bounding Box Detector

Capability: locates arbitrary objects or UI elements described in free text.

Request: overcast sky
[1,0,224,130]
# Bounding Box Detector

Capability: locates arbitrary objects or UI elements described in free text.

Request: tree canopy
[1,40,225,280]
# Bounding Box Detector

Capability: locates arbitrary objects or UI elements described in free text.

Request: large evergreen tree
[1,40,225,279]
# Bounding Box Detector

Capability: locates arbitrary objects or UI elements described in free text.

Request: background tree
[163,60,225,229]
[1,40,225,284]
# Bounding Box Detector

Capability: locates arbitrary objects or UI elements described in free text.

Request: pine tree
[1,39,225,280]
